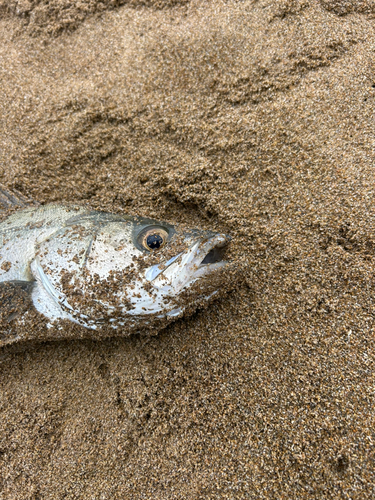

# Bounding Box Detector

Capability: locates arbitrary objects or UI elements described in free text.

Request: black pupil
[146,233,164,250]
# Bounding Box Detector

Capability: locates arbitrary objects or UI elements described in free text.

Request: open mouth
[199,236,229,266]
[145,233,231,289]
[200,247,223,265]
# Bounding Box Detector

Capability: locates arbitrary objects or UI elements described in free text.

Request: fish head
[127,218,231,318]
[31,211,232,331]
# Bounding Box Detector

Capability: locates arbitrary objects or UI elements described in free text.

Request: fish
[0,187,232,345]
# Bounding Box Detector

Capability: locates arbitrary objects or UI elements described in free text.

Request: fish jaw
[144,233,231,294]
[122,233,231,318]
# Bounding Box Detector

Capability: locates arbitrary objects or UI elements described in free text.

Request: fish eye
[141,228,168,251]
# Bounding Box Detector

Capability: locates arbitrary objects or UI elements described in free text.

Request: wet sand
[0,0,375,497]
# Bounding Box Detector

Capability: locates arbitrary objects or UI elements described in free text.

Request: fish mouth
[145,233,231,291]
[195,234,230,268]
[200,245,226,265]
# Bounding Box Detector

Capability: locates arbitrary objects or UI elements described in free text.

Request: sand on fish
[0,0,375,498]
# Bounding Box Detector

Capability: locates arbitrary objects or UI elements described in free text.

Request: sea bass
[0,188,231,345]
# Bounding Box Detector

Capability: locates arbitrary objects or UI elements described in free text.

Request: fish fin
[0,280,35,323]
[0,186,39,211]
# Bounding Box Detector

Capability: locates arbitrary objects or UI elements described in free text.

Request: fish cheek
[84,223,139,280]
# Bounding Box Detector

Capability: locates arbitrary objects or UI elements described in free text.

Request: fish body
[0,190,230,341]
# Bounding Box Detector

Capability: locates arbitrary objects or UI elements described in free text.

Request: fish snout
[198,233,231,266]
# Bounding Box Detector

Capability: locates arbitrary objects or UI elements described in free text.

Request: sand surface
[1,0,375,497]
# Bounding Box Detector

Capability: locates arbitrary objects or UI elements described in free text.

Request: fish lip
[196,234,231,268]
[145,233,231,291]
[188,233,231,281]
